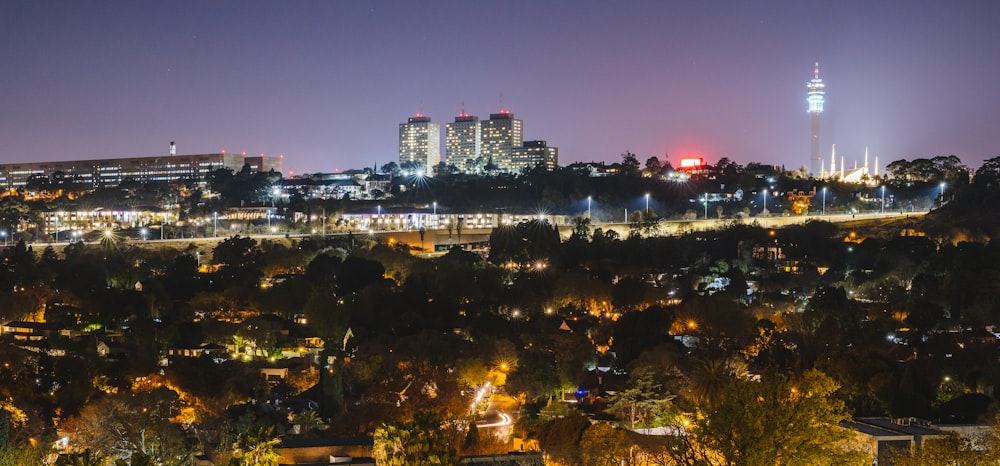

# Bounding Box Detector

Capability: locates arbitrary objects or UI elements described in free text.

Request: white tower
[807,62,826,176]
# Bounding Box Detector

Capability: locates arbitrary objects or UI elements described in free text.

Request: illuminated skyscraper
[398,114,440,170]
[445,112,480,172]
[807,62,825,176]
[480,110,523,172]
[510,140,558,171]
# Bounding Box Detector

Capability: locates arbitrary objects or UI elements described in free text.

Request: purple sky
[2,1,999,175]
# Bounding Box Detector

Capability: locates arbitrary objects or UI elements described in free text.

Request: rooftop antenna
[169,141,177,156]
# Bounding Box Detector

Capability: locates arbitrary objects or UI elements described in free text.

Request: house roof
[278,436,373,449]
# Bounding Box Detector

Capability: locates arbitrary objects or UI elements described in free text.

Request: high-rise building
[807,62,826,176]
[480,111,522,172]
[398,114,440,170]
[445,113,480,171]
[510,140,558,172]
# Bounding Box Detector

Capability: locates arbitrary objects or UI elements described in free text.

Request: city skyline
[2,1,999,175]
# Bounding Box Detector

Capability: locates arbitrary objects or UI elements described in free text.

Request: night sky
[2,1,999,175]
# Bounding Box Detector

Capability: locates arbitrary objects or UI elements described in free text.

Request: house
[276,437,373,465]
[841,417,950,464]
[166,342,228,359]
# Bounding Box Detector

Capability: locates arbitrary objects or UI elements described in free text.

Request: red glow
[279,153,284,158]
[242,151,247,156]
[221,149,226,154]
[416,112,423,117]
[679,157,704,169]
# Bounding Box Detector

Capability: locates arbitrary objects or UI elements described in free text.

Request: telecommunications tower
[807,62,825,176]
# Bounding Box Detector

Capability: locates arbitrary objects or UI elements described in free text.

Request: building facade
[0,152,282,189]
[445,113,481,171]
[510,140,558,172]
[398,114,441,170]
[480,111,523,172]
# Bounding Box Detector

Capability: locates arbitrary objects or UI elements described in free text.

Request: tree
[60,387,192,465]
[487,220,560,265]
[620,151,641,177]
[372,412,459,466]
[887,432,985,465]
[688,369,867,466]
[381,162,400,176]
[291,410,326,436]
[607,366,676,429]
[536,413,591,465]
[231,425,281,466]
[579,423,639,466]
[0,444,49,466]
[644,157,662,177]
[54,451,106,466]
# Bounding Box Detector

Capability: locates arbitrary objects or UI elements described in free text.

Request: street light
[213,212,218,237]
[822,187,827,216]
[432,201,437,215]
[587,196,592,220]
[703,194,708,219]
[644,193,650,215]
[940,182,946,207]
[1,230,7,246]
[762,189,768,214]
[881,186,886,214]
[140,228,148,241]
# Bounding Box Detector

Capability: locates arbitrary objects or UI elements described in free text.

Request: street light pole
[703,194,708,219]
[940,182,946,207]
[881,186,886,214]
[644,193,650,215]
[763,189,768,214]
[213,212,218,237]
[822,187,827,216]
[587,196,592,220]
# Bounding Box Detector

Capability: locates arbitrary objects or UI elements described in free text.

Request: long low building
[0,151,282,189]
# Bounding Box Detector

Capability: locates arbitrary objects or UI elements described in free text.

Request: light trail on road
[476,413,512,428]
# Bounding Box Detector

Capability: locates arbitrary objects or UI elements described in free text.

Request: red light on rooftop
[279,153,284,158]
[416,112,423,117]
[221,149,226,154]
[242,151,247,156]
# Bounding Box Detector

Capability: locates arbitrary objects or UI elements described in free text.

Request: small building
[166,343,228,359]
[276,437,373,465]
[841,417,948,464]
